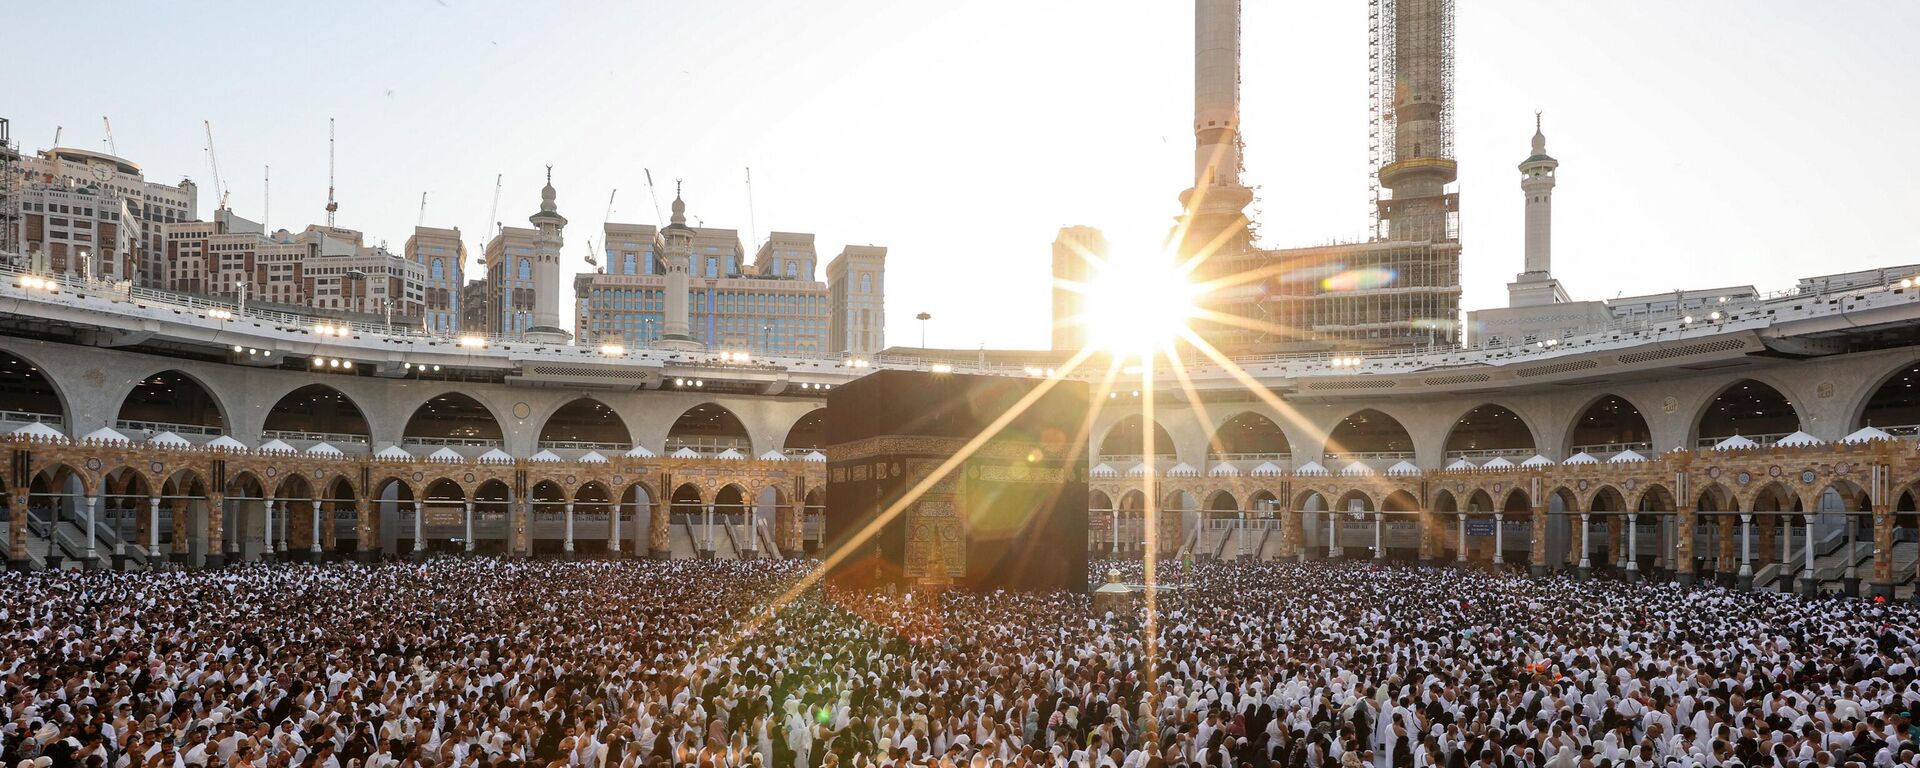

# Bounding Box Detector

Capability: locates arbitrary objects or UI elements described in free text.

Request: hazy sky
[11,1,1918,350]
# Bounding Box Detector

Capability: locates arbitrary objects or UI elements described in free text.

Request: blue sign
[1465,520,1496,537]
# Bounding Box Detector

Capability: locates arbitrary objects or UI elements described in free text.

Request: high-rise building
[0,118,20,257]
[16,182,138,280]
[1050,225,1110,351]
[23,146,197,287]
[574,202,837,356]
[828,245,886,357]
[482,226,539,336]
[460,279,489,336]
[405,226,466,335]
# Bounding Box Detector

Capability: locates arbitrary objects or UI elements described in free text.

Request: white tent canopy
[11,422,66,441]
[375,445,413,460]
[1294,461,1329,476]
[1339,462,1375,476]
[258,439,297,454]
[1520,454,1554,467]
[478,448,514,462]
[1481,456,1516,469]
[206,435,248,450]
[802,451,826,462]
[528,450,563,462]
[670,447,701,459]
[1562,452,1599,465]
[83,427,130,443]
[715,448,746,460]
[1607,449,1646,463]
[625,445,657,458]
[579,451,610,463]
[147,431,192,447]
[1775,431,1823,447]
[1713,434,1759,451]
[429,447,465,462]
[1207,462,1239,477]
[758,450,787,461]
[1843,426,1895,444]
[1165,462,1199,477]
[1250,462,1286,477]
[307,442,345,457]
[1386,460,1421,476]
[1445,458,1476,471]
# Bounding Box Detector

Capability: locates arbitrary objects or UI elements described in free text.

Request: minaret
[1507,115,1568,307]
[655,185,699,349]
[525,167,571,341]
[1376,0,1458,242]
[1177,0,1255,276]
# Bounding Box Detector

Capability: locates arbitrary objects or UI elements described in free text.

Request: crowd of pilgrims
[1,558,1917,768]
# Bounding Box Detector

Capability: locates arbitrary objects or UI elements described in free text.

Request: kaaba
[823,369,1089,593]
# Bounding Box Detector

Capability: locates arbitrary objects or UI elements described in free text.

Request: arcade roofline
[5,258,1920,397]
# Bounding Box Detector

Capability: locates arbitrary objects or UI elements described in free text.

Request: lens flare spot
[1320,267,1397,292]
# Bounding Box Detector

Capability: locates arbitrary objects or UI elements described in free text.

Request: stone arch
[538,397,632,450]
[1292,489,1330,512]
[1633,483,1676,512]
[1325,409,1414,458]
[1118,489,1149,514]
[1565,393,1653,457]
[225,470,265,498]
[403,392,506,445]
[1851,358,1920,433]
[1696,482,1737,512]
[781,408,828,455]
[1748,480,1803,513]
[573,480,613,506]
[1692,378,1805,445]
[1464,489,1495,512]
[423,477,467,502]
[264,384,371,442]
[1099,415,1177,461]
[371,475,418,501]
[1204,489,1238,519]
[272,473,315,502]
[1817,478,1869,513]
[1246,488,1280,512]
[1500,486,1532,513]
[1089,489,1115,511]
[1443,403,1538,460]
[1334,489,1376,513]
[472,479,512,555]
[0,347,71,430]
[1207,411,1291,460]
[1587,485,1627,513]
[115,368,231,436]
[1545,486,1577,514]
[1432,489,1458,513]
[1382,490,1419,512]
[670,482,706,514]
[714,483,751,511]
[666,403,753,456]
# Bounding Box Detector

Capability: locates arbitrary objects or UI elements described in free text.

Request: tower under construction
[1176,0,1463,355]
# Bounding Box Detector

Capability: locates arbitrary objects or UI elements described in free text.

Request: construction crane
[325,118,338,227]
[263,165,271,233]
[102,117,116,156]
[601,188,617,264]
[203,121,228,211]
[477,173,501,266]
[744,167,758,251]
[417,191,428,227]
[643,169,664,227]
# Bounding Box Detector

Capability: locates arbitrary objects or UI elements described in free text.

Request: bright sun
[1082,252,1199,360]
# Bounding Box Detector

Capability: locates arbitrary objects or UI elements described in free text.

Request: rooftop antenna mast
[263,165,270,233]
[101,116,116,156]
[744,166,758,249]
[325,118,338,226]
[417,191,428,227]
[643,169,664,227]
[600,188,617,269]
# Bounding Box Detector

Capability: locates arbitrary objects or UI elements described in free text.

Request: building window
[431,258,444,280]
[519,258,531,280]
[860,273,872,294]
